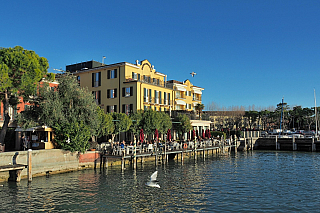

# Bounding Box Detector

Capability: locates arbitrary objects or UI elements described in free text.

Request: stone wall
[0,149,99,182]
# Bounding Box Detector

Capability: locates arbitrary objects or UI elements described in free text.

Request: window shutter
[122,104,125,113]
[98,72,101,86]
[149,89,152,102]
[114,69,117,78]
[98,91,101,104]
[92,73,94,87]
[122,88,125,97]
[107,70,110,79]
[107,106,110,113]
[130,104,133,113]
[114,105,117,112]
[114,89,117,98]
[130,87,133,96]
[107,89,110,98]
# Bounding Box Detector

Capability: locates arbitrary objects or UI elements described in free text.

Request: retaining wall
[0,149,99,182]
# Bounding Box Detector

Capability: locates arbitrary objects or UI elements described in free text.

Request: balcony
[125,75,171,89]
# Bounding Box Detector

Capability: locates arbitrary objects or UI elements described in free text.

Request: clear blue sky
[2,0,320,110]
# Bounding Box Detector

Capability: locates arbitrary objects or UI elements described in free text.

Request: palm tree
[195,103,205,120]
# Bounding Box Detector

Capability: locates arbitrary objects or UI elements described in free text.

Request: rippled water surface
[1,151,320,212]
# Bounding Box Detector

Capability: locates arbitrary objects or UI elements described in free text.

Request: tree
[141,109,161,136]
[17,74,111,153]
[0,46,49,146]
[173,114,192,140]
[111,112,132,142]
[195,103,205,120]
[244,111,259,130]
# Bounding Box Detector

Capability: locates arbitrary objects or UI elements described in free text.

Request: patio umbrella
[196,129,199,138]
[155,129,159,141]
[167,129,171,141]
[202,129,205,139]
[139,129,144,142]
[208,129,211,138]
[192,129,195,140]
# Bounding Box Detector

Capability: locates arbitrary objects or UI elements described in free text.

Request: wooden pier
[0,164,27,182]
[100,143,237,170]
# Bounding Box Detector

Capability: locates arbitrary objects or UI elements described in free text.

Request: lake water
[1,151,320,212]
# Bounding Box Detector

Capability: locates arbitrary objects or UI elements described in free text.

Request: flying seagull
[190,72,197,77]
[146,171,160,188]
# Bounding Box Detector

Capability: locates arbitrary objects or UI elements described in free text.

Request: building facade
[67,59,204,115]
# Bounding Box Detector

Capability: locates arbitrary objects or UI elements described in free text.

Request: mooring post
[121,156,125,170]
[312,136,315,152]
[27,149,32,182]
[293,135,296,151]
[133,136,137,170]
[275,136,278,150]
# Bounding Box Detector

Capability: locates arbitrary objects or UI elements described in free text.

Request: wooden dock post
[121,156,125,171]
[312,136,315,152]
[293,135,297,151]
[27,149,32,182]
[275,136,278,150]
[133,136,137,170]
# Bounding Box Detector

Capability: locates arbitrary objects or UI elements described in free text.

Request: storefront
[15,126,55,150]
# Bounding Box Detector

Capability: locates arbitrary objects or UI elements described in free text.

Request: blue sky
[1,0,320,110]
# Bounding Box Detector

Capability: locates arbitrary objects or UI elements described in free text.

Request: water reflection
[2,152,320,212]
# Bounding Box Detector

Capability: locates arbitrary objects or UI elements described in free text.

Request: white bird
[190,72,197,77]
[146,171,160,188]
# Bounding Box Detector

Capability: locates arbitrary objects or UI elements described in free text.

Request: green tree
[0,46,49,146]
[173,114,192,140]
[111,112,132,141]
[158,112,172,135]
[17,74,110,153]
[195,103,205,120]
[141,109,161,135]
[244,111,259,129]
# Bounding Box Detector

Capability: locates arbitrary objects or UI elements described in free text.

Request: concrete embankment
[0,149,101,182]
[255,137,320,151]
[0,146,232,182]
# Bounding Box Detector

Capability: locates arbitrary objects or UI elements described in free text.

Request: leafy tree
[17,74,111,152]
[244,111,259,130]
[0,46,49,146]
[141,109,161,135]
[111,112,132,141]
[129,110,144,136]
[158,111,172,136]
[172,114,192,140]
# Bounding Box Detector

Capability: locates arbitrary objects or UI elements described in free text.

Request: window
[159,91,162,104]
[138,74,140,81]
[122,87,133,97]
[122,104,133,115]
[154,90,159,104]
[168,93,171,105]
[144,88,148,102]
[149,89,152,102]
[107,105,117,113]
[164,92,167,105]
[144,105,148,111]
[92,91,101,105]
[107,89,117,99]
[92,72,101,87]
[132,72,137,80]
[77,76,80,85]
[107,69,117,79]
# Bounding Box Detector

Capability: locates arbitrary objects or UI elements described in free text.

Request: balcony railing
[143,97,172,105]
[125,76,172,89]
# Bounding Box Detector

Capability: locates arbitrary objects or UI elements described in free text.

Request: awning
[193,89,202,94]
[176,85,187,91]
[175,100,186,105]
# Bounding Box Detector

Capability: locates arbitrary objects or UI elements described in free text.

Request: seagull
[190,72,197,77]
[146,171,160,188]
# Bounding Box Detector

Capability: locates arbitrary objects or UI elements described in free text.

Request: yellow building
[167,79,204,111]
[66,59,203,114]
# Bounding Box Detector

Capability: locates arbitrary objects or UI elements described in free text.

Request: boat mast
[315,89,318,137]
[279,97,284,136]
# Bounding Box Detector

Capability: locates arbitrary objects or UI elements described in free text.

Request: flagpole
[315,89,318,138]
